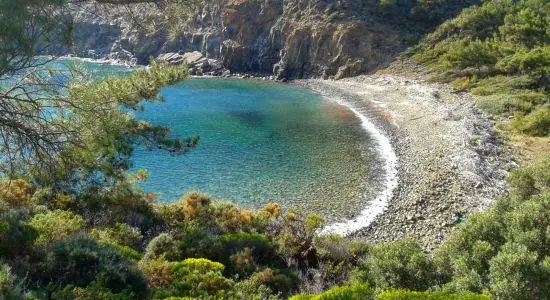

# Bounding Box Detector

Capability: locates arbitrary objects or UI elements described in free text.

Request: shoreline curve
[299,76,511,250]
[319,94,399,236]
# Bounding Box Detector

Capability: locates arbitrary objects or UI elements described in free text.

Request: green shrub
[475,93,543,115]
[220,232,271,247]
[352,239,436,291]
[414,0,550,136]
[143,233,180,261]
[289,284,373,300]
[510,106,550,136]
[470,76,537,96]
[435,159,550,298]
[496,46,550,76]
[435,211,505,292]
[90,223,143,248]
[173,222,224,261]
[0,264,23,299]
[507,158,550,200]
[148,258,235,299]
[29,210,85,248]
[234,279,280,300]
[315,234,370,285]
[51,282,136,300]
[377,290,490,299]
[438,39,498,72]
[498,8,549,48]
[178,258,225,273]
[0,207,37,258]
[487,242,540,299]
[104,243,141,261]
[40,238,148,298]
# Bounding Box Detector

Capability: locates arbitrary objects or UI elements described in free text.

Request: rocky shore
[144,55,513,250]
[300,75,515,251]
[63,52,514,250]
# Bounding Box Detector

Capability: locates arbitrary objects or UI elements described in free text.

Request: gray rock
[182,51,204,65]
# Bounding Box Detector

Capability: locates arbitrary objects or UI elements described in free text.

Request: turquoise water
[36,60,380,221]
[131,79,379,221]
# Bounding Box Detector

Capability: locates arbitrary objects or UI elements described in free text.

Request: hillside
[54,0,480,78]
[2,0,550,299]
[414,0,550,138]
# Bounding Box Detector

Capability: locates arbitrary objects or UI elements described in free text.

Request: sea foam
[320,89,399,236]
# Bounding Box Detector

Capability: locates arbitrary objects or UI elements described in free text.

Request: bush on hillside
[414,0,550,135]
[352,239,436,291]
[29,210,85,248]
[289,284,373,300]
[0,180,32,208]
[90,223,143,248]
[37,238,148,298]
[434,159,550,298]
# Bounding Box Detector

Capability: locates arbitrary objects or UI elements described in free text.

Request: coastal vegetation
[1,0,550,299]
[414,0,550,136]
[3,156,550,299]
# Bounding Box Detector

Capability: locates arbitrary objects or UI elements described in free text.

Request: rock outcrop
[157,51,230,76]
[52,0,409,78]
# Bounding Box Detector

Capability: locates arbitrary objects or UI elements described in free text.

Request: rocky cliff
[55,0,474,79]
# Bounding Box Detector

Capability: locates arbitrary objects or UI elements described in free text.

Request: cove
[131,78,383,222]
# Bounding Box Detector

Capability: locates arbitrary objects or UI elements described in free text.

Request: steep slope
[414,0,550,137]
[53,0,480,78]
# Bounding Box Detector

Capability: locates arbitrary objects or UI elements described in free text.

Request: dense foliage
[2,157,550,299]
[415,0,550,136]
[1,0,550,299]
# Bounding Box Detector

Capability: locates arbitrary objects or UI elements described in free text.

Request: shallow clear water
[130,79,380,221]
[36,60,381,222]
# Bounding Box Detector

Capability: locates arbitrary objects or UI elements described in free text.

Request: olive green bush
[29,210,85,248]
[352,239,436,291]
[37,238,148,298]
[289,284,374,300]
[434,159,550,298]
[377,290,490,299]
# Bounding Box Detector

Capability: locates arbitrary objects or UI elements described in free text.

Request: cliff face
[56,0,408,78]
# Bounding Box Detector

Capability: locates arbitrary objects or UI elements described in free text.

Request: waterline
[317,88,399,236]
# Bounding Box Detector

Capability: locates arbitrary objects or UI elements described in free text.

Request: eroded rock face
[56,0,406,78]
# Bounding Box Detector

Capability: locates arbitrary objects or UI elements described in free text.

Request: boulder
[182,51,204,65]
[106,41,137,66]
[208,59,223,71]
[221,69,231,77]
[156,52,184,65]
